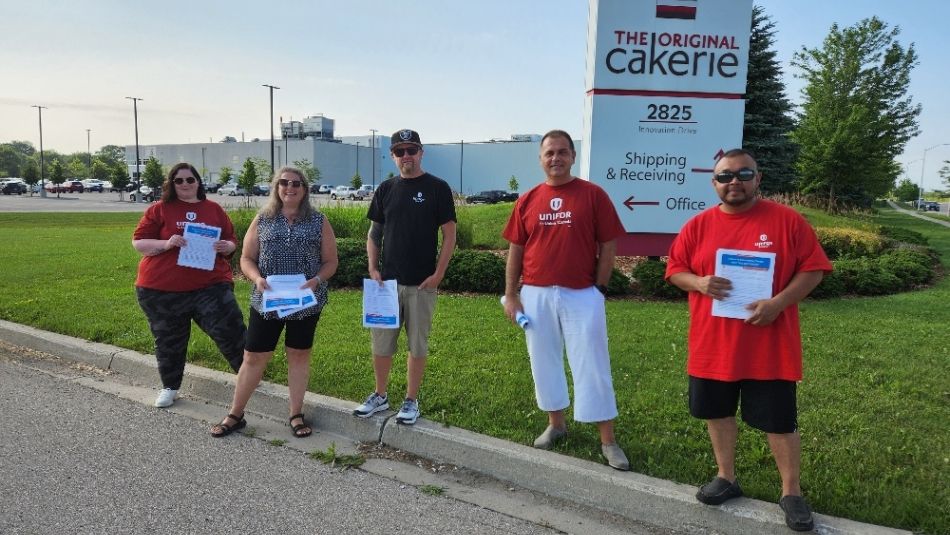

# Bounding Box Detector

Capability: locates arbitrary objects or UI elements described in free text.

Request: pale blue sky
[2,1,948,188]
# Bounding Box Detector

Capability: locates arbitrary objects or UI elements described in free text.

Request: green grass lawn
[0,207,947,534]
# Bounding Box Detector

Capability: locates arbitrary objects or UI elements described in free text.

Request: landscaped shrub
[877,248,935,289]
[322,205,368,240]
[454,209,475,250]
[229,208,257,270]
[878,225,928,246]
[832,257,900,296]
[631,260,686,299]
[332,238,368,288]
[606,268,631,296]
[815,227,885,259]
[442,249,505,293]
[809,268,847,298]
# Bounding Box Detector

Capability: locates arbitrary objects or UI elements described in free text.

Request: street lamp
[355,141,360,180]
[86,129,91,179]
[31,105,47,198]
[919,143,950,208]
[263,84,279,175]
[370,128,377,188]
[125,96,143,202]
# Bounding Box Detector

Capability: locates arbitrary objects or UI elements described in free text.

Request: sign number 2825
[646,104,693,121]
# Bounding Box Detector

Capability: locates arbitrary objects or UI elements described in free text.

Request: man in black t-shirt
[352,129,457,425]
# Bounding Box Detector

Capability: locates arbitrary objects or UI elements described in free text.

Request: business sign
[581,0,753,254]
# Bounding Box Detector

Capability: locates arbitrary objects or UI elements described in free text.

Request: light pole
[263,84,279,175]
[920,143,950,208]
[459,140,464,195]
[31,105,47,198]
[355,141,360,181]
[370,129,377,187]
[125,96,143,202]
[86,129,92,179]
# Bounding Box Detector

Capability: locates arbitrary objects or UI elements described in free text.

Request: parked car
[330,186,359,200]
[318,184,332,194]
[81,179,105,192]
[251,183,271,196]
[310,183,331,194]
[46,180,84,193]
[922,201,940,212]
[218,183,246,196]
[203,181,221,193]
[357,185,375,198]
[465,190,518,204]
[1,179,27,195]
[128,185,155,203]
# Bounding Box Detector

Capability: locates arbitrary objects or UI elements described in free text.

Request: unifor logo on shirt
[412,192,425,203]
[539,197,572,226]
[754,233,773,248]
[185,211,197,221]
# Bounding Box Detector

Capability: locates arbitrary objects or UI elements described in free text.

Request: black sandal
[289,413,312,438]
[210,413,246,438]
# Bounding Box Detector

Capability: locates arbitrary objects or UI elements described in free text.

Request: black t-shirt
[367,173,457,285]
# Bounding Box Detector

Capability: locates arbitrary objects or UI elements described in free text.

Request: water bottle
[499,296,529,329]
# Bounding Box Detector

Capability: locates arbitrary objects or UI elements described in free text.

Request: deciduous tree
[293,159,321,184]
[791,17,921,210]
[142,157,164,189]
[49,161,65,198]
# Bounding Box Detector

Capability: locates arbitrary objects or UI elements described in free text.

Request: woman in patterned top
[211,166,338,438]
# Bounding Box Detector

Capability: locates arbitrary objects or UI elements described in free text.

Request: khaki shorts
[371,284,437,358]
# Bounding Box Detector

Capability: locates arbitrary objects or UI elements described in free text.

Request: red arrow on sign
[623,196,661,211]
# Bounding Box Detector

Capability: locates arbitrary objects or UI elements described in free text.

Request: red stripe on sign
[656,6,696,19]
[587,88,741,99]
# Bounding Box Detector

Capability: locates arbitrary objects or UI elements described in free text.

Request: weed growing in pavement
[268,439,287,447]
[419,485,445,496]
[308,443,365,469]
[242,428,257,438]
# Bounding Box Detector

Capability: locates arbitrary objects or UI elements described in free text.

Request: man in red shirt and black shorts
[503,130,629,471]
[666,149,832,532]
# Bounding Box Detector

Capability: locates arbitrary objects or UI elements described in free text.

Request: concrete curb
[0,320,909,535]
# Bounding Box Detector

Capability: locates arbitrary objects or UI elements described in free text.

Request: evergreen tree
[142,157,164,189]
[743,6,797,194]
[791,17,920,210]
[351,173,362,189]
[111,165,130,199]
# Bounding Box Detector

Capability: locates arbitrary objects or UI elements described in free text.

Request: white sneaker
[395,398,420,425]
[352,392,389,418]
[154,388,178,408]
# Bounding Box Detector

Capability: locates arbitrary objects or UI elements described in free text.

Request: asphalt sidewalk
[0,319,908,535]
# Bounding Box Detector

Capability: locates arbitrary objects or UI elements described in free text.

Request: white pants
[521,285,618,423]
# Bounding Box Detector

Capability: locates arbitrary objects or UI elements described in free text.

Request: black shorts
[688,376,798,434]
[245,308,320,353]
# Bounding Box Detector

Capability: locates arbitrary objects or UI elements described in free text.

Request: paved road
[886,200,950,228]
[0,347,556,535]
[0,192,366,212]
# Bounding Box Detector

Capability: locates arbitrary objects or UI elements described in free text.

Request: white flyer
[362,279,399,328]
[177,223,222,271]
[711,249,776,320]
[261,274,316,313]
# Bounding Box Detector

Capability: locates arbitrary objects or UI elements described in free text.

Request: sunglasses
[392,147,419,157]
[173,177,197,185]
[714,168,757,183]
[278,178,303,188]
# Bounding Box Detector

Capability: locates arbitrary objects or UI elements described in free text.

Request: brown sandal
[210,413,246,438]
[289,413,312,438]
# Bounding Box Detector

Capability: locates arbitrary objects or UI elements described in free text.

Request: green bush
[833,257,900,296]
[454,209,475,250]
[332,238,368,288]
[877,248,935,289]
[878,225,928,246]
[322,206,368,240]
[442,249,505,293]
[631,260,685,299]
[228,208,257,270]
[606,268,631,296]
[810,268,847,298]
[815,227,885,259]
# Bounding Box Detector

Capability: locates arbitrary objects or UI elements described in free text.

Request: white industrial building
[124,115,578,195]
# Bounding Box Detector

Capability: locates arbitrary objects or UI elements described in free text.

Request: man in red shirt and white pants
[666,149,832,532]
[503,130,629,471]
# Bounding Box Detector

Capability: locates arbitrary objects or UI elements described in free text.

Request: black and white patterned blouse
[249,211,328,320]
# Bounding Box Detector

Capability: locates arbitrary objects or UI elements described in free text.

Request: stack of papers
[362,279,399,328]
[261,274,317,318]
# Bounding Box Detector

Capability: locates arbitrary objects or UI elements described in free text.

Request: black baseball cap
[391,129,422,148]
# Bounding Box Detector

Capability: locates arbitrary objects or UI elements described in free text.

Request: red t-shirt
[665,200,832,381]
[503,178,625,288]
[133,199,237,292]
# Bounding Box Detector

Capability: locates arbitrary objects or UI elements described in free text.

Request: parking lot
[0,190,367,213]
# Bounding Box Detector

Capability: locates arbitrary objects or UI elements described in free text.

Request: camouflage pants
[136,283,246,390]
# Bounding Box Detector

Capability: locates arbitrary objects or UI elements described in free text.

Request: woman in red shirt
[132,163,246,408]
